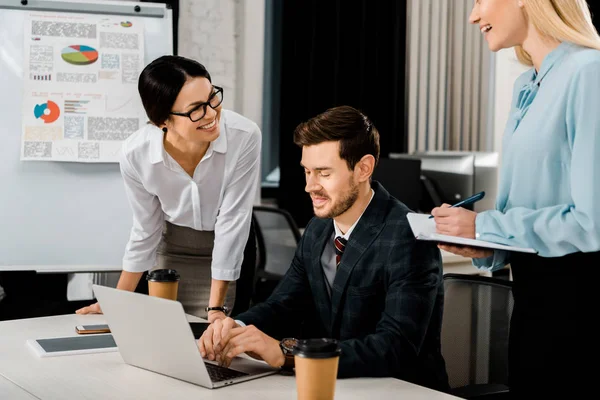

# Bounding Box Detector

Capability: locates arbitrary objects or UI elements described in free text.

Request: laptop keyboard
[205,363,249,382]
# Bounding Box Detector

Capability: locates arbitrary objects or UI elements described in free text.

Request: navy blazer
[237,181,449,391]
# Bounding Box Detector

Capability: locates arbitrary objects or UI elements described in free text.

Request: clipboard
[407,213,537,254]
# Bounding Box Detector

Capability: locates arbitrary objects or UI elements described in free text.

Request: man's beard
[313,178,359,219]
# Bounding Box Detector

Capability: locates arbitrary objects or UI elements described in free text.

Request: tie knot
[334,236,347,256]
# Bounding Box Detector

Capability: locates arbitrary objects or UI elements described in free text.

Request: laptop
[92,284,278,389]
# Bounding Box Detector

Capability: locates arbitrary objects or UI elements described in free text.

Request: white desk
[0,375,38,400]
[0,252,477,275]
[0,253,486,304]
[0,314,460,400]
[0,265,121,273]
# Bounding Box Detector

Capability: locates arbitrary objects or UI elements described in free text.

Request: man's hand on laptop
[207,310,227,323]
[198,317,239,361]
[75,302,103,315]
[216,325,284,369]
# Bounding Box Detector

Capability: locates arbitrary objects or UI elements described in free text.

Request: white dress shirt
[119,109,261,281]
[320,189,375,295]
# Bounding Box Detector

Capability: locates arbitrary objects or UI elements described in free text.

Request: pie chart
[61,45,99,66]
[33,101,60,124]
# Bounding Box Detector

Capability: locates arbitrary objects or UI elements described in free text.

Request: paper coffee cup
[146,269,180,301]
[293,338,341,400]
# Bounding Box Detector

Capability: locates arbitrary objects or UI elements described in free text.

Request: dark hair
[293,105,380,170]
[138,55,212,126]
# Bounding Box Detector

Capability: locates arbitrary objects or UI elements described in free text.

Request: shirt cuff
[122,259,154,273]
[475,212,486,239]
[235,319,246,327]
[472,250,509,272]
[211,267,241,281]
[472,254,495,270]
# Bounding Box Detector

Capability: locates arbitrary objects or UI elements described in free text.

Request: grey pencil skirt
[154,221,236,319]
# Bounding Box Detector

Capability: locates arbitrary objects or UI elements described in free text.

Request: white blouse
[119,109,261,281]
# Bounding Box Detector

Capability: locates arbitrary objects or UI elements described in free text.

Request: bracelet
[205,306,229,313]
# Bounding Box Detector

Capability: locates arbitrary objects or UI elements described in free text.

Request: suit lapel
[329,224,382,333]
[309,222,334,334]
[329,182,389,334]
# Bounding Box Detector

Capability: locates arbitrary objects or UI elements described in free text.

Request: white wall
[178,0,265,130]
[178,0,265,204]
[178,0,238,110]
[493,48,530,155]
[237,0,265,133]
[237,0,265,205]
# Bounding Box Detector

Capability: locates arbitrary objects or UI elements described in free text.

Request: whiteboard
[0,0,173,268]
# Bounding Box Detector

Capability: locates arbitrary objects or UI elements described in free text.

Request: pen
[429,191,486,218]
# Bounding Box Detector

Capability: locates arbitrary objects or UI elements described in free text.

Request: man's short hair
[293,105,380,170]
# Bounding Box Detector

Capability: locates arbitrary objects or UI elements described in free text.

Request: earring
[162,127,167,133]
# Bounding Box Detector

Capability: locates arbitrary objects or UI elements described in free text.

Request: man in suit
[199,105,449,391]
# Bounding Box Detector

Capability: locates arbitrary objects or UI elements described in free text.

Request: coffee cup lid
[146,269,180,282]
[293,338,341,359]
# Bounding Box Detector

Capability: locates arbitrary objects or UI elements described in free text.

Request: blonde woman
[431,0,600,395]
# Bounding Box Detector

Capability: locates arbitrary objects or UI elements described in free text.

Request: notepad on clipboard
[407,213,537,254]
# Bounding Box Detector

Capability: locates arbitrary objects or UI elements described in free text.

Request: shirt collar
[333,189,375,240]
[212,118,227,154]
[148,117,228,164]
[533,41,573,86]
[149,124,165,164]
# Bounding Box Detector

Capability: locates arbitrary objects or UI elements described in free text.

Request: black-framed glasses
[170,86,224,122]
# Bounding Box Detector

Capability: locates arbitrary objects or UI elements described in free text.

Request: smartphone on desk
[75,324,111,334]
[75,322,210,337]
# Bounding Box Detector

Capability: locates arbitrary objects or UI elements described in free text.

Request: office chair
[252,206,302,304]
[442,273,513,399]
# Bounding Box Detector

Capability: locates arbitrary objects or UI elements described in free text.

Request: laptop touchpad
[221,356,277,374]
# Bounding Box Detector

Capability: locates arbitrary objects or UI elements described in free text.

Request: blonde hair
[516,0,600,65]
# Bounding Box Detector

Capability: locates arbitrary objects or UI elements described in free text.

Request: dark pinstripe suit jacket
[237,181,449,391]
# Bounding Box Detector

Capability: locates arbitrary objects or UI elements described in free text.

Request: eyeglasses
[170,86,224,122]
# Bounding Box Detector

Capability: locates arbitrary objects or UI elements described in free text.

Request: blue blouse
[474,42,600,270]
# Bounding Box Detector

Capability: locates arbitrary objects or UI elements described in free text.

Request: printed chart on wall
[21,12,146,162]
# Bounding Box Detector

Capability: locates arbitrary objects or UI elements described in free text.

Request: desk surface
[0,314,459,400]
[0,375,37,400]
[0,251,471,273]
[0,265,122,273]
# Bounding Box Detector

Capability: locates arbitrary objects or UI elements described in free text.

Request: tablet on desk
[27,334,118,357]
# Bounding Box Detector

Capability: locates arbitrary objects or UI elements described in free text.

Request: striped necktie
[334,236,347,268]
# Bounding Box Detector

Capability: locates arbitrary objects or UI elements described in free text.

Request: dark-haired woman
[77,55,261,322]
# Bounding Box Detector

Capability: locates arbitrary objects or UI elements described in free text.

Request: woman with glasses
[77,55,261,322]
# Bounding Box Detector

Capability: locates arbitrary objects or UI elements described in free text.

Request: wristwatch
[205,306,230,314]
[279,338,298,373]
